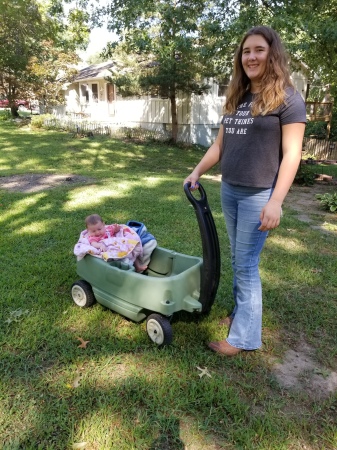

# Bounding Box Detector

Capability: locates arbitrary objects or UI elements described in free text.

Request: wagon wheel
[71,280,96,308]
[146,314,173,346]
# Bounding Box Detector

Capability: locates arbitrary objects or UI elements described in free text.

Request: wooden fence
[303,137,337,160]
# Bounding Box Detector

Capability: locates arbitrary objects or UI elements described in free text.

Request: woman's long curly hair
[224,26,293,116]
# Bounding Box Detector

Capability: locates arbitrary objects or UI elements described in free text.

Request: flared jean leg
[221,181,272,350]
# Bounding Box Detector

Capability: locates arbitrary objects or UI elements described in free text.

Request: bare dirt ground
[0,173,94,193]
[274,182,337,399]
[283,182,337,235]
[1,173,336,399]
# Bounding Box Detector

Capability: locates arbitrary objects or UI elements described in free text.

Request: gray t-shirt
[220,88,306,188]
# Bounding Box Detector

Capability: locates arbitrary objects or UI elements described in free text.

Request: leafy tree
[203,0,337,95]
[0,0,89,117]
[93,0,337,142]
[28,41,79,113]
[98,0,220,142]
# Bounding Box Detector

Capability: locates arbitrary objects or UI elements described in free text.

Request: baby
[74,214,148,272]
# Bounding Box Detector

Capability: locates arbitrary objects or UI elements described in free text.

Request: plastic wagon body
[71,183,220,345]
[76,247,203,323]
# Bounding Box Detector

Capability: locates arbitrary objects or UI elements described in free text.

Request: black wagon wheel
[146,314,173,346]
[71,280,96,308]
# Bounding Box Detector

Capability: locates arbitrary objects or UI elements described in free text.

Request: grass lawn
[0,118,336,449]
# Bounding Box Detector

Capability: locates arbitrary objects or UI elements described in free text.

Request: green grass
[0,119,336,449]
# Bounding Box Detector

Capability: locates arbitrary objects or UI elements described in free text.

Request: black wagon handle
[184,182,207,205]
[183,181,220,313]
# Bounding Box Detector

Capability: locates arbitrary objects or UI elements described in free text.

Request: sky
[77,26,117,62]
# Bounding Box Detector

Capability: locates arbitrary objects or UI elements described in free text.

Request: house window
[80,84,89,103]
[92,83,98,103]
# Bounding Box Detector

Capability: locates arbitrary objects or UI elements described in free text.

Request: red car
[0,98,30,109]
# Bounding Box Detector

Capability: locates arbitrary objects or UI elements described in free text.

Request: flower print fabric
[74,224,143,263]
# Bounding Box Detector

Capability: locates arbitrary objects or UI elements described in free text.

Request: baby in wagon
[74,214,148,272]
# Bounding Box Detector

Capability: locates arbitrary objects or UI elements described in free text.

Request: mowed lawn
[0,118,336,450]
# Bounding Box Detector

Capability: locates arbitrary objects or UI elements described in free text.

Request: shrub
[304,121,327,139]
[316,192,337,212]
[294,164,316,186]
[0,109,11,121]
[30,114,54,129]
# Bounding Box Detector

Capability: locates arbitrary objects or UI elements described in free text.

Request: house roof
[75,62,115,82]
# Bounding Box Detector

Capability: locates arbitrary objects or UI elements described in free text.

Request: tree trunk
[11,105,20,118]
[170,93,178,143]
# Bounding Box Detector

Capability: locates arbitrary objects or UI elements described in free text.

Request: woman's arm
[259,122,306,231]
[183,125,224,188]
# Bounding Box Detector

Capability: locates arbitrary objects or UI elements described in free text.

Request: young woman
[184,26,306,356]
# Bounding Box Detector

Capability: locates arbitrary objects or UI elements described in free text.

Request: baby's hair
[85,214,104,227]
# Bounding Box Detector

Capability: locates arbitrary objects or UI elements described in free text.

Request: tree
[97,0,220,143]
[0,0,89,117]
[202,0,337,96]
[27,41,80,113]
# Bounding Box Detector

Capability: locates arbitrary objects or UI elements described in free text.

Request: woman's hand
[183,173,200,190]
[258,199,282,231]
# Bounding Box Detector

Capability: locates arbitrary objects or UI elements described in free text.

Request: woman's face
[241,34,270,87]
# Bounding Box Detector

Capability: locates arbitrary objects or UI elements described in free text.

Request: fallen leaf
[196,366,212,378]
[5,308,30,325]
[72,443,87,449]
[73,375,81,388]
[311,268,322,273]
[77,337,90,349]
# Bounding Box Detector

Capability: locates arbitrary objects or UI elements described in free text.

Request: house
[59,63,308,147]
[63,62,116,119]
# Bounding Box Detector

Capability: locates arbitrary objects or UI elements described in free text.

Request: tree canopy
[98,0,222,142]
[0,0,89,116]
[87,0,337,140]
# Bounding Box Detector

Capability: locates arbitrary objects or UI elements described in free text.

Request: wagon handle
[183,182,220,313]
[184,182,207,205]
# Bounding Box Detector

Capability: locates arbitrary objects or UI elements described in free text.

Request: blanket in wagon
[74,224,142,263]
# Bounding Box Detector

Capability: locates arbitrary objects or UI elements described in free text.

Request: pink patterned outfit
[74,224,143,264]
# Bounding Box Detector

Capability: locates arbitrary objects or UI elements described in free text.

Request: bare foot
[134,261,148,273]
[219,316,233,328]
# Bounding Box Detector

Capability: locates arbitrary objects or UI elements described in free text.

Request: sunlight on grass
[64,187,128,210]
[166,194,181,201]
[144,176,162,186]
[19,220,51,234]
[267,235,309,253]
[320,221,337,232]
[0,194,46,222]
[17,159,49,170]
[64,177,166,211]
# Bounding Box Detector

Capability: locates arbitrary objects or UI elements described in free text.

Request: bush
[294,164,316,186]
[304,121,327,139]
[30,114,54,129]
[316,192,337,212]
[0,109,11,121]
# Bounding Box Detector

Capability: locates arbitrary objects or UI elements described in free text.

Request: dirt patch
[273,182,337,399]
[0,173,94,193]
[271,340,337,400]
[284,182,337,235]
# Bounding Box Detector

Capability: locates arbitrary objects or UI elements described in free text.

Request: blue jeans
[221,181,272,350]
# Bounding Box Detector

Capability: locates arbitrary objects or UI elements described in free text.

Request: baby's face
[87,221,106,238]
